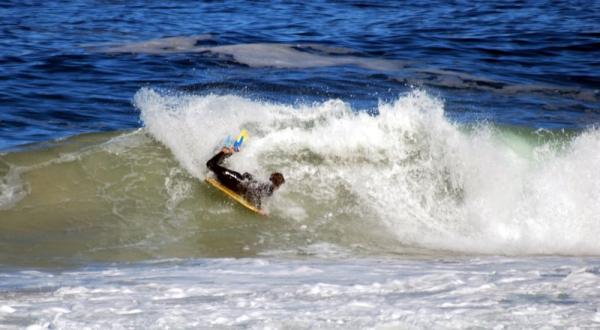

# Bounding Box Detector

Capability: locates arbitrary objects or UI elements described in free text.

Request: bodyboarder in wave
[206,147,285,209]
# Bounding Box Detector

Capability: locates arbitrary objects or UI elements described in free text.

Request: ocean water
[1,1,599,328]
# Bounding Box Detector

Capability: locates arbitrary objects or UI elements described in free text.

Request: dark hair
[269,172,285,187]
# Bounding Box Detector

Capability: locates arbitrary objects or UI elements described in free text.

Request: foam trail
[101,36,596,102]
[103,38,406,71]
[0,164,28,210]
[135,88,600,255]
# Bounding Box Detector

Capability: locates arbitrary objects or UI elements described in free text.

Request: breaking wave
[1,88,599,266]
[137,87,600,255]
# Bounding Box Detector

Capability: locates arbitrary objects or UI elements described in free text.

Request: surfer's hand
[222,147,234,154]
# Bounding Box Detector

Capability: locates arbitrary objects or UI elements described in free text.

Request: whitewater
[137,88,600,255]
[2,89,600,329]
[1,257,599,329]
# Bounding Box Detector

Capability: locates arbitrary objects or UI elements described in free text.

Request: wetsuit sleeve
[206,151,230,171]
[206,151,246,194]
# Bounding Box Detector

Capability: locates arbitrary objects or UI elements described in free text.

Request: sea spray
[0,89,598,266]
[137,88,600,255]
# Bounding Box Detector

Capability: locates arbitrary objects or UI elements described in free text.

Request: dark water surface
[1,0,598,150]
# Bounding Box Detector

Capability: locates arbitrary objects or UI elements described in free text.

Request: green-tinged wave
[0,130,398,267]
[1,89,599,267]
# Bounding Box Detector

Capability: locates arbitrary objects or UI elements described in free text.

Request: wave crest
[136,88,600,255]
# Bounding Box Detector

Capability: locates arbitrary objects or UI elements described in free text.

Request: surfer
[206,147,285,208]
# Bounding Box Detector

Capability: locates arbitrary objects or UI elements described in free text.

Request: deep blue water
[1,0,599,150]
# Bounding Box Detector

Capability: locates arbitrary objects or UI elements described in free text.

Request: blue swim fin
[224,135,234,148]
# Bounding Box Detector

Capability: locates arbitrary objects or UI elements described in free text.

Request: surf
[1,88,599,267]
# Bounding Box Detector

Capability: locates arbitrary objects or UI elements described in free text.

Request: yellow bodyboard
[205,177,265,216]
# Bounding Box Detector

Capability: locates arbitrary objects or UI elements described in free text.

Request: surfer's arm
[206,151,231,171]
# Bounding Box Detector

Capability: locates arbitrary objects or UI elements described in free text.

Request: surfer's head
[270,172,285,188]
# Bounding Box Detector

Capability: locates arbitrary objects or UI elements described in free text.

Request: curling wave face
[1,89,599,266]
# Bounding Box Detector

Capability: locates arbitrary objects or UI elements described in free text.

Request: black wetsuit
[206,151,274,208]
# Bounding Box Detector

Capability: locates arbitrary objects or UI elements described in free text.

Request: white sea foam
[2,258,600,329]
[164,167,192,210]
[135,88,600,255]
[103,36,406,71]
[0,165,28,210]
[0,305,16,313]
